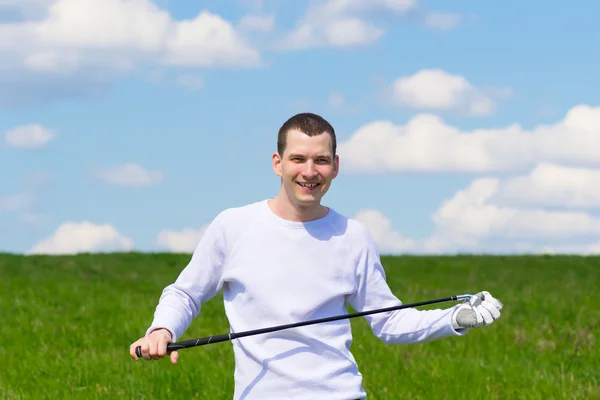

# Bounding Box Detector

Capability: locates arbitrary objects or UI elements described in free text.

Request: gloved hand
[451,291,503,329]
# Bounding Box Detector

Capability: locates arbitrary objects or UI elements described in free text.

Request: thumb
[170,350,179,365]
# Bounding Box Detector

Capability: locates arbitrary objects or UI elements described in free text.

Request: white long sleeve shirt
[147,200,466,399]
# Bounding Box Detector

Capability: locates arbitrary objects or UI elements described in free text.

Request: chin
[296,194,323,206]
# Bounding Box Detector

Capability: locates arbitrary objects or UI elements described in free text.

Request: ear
[272,152,282,177]
[332,155,340,179]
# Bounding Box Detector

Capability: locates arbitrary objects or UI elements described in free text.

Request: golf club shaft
[135,294,475,358]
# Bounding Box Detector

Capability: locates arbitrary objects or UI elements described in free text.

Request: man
[130,112,503,399]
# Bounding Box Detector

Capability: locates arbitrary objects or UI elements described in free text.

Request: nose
[303,160,318,178]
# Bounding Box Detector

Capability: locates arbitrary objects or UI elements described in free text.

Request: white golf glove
[452,291,503,329]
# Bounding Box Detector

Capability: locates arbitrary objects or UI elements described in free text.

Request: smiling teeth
[299,183,318,187]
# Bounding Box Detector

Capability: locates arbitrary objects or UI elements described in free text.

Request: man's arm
[346,226,466,344]
[145,212,228,342]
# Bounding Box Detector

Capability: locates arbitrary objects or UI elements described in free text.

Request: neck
[268,193,328,223]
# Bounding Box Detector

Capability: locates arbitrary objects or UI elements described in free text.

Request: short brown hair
[277,112,337,156]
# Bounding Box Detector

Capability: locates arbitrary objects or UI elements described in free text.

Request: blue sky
[1,0,599,255]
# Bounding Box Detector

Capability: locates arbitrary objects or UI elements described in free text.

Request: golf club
[135,293,479,358]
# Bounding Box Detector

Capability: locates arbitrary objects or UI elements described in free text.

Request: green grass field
[1,253,598,399]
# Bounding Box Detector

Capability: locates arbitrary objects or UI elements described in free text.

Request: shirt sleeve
[346,225,467,344]
[145,212,228,342]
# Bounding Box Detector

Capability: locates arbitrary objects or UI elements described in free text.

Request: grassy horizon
[1,253,598,399]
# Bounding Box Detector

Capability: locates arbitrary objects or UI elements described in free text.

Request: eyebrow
[288,153,332,160]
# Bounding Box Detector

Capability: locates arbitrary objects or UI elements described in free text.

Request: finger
[474,307,484,327]
[487,296,503,310]
[479,291,503,311]
[477,305,494,325]
[170,350,179,365]
[145,338,155,360]
[140,341,151,361]
[149,339,161,360]
[481,300,501,319]
[158,338,169,358]
[130,342,140,360]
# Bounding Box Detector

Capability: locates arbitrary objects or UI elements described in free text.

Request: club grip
[135,343,177,358]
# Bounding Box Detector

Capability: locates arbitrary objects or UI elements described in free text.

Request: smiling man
[269,114,339,223]
[130,112,503,400]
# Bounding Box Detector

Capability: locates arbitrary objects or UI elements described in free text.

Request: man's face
[273,129,339,208]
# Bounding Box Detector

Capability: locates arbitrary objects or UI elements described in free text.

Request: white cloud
[281,17,382,49]
[278,0,415,49]
[27,221,134,254]
[162,11,261,68]
[430,178,600,248]
[354,170,600,255]
[93,163,163,187]
[354,209,415,253]
[492,163,600,209]
[237,14,275,32]
[317,0,417,15]
[326,17,383,47]
[3,124,55,148]
[391,69,495,115]
[424,12,461,31]
[33,0,171,53]
[338,104,600,173]
[0,0,261,75]
[155,226,208,253]
[341,98,600,254]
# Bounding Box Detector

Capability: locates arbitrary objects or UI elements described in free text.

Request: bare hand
[129,328,179,364]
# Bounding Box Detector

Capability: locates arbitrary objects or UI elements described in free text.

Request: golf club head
[456,294,481,307]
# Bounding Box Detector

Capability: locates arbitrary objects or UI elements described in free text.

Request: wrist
[149,327,173,339]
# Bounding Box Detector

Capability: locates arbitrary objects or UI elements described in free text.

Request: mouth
[297,182,321,191]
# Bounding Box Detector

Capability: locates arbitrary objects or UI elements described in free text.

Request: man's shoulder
[327,208,373,239]
[327,209,380,259]
[213,199,267,225]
